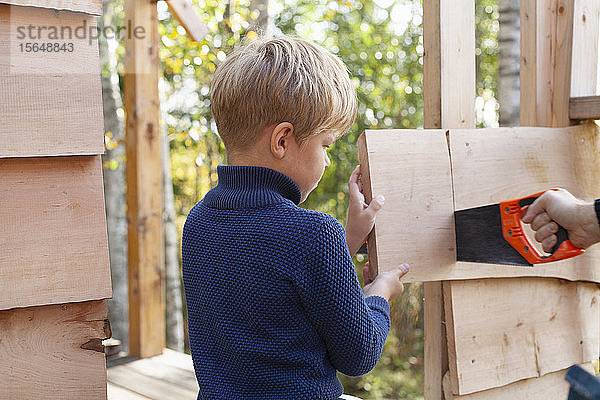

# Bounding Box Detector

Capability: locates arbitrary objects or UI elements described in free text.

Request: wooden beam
[570,95,600,119]
[520,0,575,127]
[570,0,599,97]
[124,0,165,358]
[166,0,209,42]
[422,1,475,399]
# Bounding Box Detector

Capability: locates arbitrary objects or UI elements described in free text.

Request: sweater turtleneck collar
[202,165,302,209]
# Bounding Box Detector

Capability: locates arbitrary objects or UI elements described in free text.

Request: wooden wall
[0,1,111,398]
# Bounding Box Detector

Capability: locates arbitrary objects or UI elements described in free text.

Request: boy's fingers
[530,212,551,231]
[398,263,409,278]
[366,195,385,215]
[348,166,362,197]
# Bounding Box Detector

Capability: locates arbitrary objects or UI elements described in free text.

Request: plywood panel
[0,155,112,310]
[444,278,599,395]
[0,300,111,399]
[0,0,101,14]
[0,4,104,157]
[359,124,600,283]
[442,363,595,400]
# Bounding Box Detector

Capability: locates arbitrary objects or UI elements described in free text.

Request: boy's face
[288,131,337,203]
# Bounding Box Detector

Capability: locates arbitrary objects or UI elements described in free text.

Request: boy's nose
[325,153,331,167]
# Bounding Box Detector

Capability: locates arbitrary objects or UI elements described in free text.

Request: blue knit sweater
[182,165,391,399]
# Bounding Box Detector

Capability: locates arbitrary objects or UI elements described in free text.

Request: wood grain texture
[570,95,600,119]
[450,124,600,282]
[440,0,475,128]
[360,124,600,283]
[444,278,599,395]
[0,4,104,157]
[0,0,101,14]
[0,155,112,310]
[571,0,599,97]
[520,0,538,126]
[0,300,111,399]
[358,129,454,282]
[520,0,575,127]
[124,0,165,358]
[165,0,209,42]
[442,364,595,400]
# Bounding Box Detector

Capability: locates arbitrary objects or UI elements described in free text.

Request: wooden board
[571,0,599,97]
[442,363,595,400]
[571,96,600,119]
[359,123,600,283]
[124,0,165,358]
[0,0,101,14]
[444,278,599,395]
[358,129,454,282]
[0,4,104,157]
[451,124,600,282]
[0,155,112,310]
[520,0,575,127]
[166,0,209,42]
[0,300,111,399]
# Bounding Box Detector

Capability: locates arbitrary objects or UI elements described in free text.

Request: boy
[182,36,408,399]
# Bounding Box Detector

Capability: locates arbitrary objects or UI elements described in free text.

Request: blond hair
[210,36,357,152]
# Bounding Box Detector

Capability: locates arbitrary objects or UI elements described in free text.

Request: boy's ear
[270,122,295,159]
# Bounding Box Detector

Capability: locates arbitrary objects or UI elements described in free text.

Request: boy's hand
[362,262,409,302]
[345,165,385,257]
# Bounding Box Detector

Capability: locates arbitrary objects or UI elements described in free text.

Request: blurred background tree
[101,0,507,398]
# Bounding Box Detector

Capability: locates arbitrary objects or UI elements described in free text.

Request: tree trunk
[250,0,271,36]
[498,0,521,126]
[163,123,185,352]
[99,0,129,352]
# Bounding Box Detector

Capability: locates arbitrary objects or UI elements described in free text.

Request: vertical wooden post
[570,0,599,97]
[423,0,476,398]
[520,0,575,127]
[124,0,165,358]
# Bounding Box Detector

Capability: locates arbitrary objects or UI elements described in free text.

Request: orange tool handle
[499,188,584,264]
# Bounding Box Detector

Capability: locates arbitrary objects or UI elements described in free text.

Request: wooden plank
[0,155,112,310]
[571,0,599,97]
[444,278,599,394]
[450,124,600,281]
[359,124,600,283]
[440,0,475,128]
[107,364,197,400]
[165,0,209,43]
[124,0,165,358]
[113,356,198,392]
[108,382,153,400]
[0,0,101,14]
[0,4,104,157]
[422,1,475,399]
[520,0,538,126]
[570,95,600,119]
[443,364,595,400]
[0,300,111,399]
[520,0,575,127]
